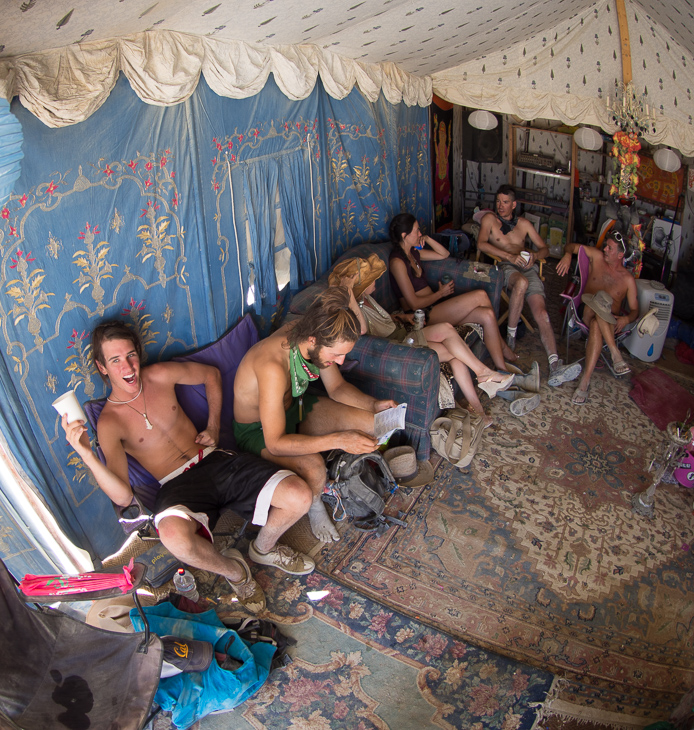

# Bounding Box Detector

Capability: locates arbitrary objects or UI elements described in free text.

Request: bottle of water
[173,568,199,603]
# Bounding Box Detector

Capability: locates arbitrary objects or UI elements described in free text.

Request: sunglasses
[610,231,626,254]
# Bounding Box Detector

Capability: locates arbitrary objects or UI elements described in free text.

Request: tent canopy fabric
[0,33,432,128]
[0,0,693,153]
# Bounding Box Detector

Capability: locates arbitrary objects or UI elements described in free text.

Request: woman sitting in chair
[388,212,518,372]
[329,255,514,428]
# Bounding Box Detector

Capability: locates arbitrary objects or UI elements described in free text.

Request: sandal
[477,372,515,398]
[613,359,631,376]
[572,387,589,406]
[220,547,266,613]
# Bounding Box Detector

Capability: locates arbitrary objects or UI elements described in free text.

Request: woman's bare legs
[427,340,493,426]
[428,290,517,370]
[423,323,507,383]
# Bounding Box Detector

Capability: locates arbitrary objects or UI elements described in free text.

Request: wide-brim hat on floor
[582,290,616,324]
[328,254,386,299]
[383,446,434,487]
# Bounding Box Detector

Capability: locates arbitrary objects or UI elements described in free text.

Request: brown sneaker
[220,547,266,613]
[249,540,315,575]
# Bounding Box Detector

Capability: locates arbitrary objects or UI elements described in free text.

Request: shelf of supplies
[514,166,571,180]
[517,198,569,213]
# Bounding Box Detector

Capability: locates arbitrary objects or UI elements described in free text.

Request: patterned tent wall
[0,74,431,567]
[432,0,694,156]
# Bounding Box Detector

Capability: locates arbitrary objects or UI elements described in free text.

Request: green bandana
[290,346,320,398]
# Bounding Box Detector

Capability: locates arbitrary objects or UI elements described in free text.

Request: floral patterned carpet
[149,562,553,729]
[314,278,694,723]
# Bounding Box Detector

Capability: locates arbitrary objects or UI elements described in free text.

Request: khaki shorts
[500,262,545,299]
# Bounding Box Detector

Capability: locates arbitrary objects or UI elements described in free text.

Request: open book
[374,403,407,445]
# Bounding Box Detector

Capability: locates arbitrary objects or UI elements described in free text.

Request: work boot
[512,361,540,392]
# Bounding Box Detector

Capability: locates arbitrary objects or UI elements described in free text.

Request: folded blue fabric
[131,602,275,729]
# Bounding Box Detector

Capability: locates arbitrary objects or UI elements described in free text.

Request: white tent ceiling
[0,0,693,152]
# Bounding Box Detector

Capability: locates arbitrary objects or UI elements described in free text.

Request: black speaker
[463,112,503,164]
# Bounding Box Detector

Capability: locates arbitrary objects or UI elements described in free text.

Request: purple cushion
[173,314,259,450]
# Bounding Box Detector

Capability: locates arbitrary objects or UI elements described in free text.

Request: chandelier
[606,80,657,136]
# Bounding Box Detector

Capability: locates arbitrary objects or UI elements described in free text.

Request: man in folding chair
[556,232,639,405]
[477,184,581,386]
[62,321,315,614]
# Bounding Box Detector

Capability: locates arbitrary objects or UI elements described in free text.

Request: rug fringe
[530,677,660,729]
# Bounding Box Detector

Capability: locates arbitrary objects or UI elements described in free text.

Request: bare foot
[502,343,519,362]
[309,500,340,542]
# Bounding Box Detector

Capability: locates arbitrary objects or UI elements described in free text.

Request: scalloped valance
[0,30,433,128]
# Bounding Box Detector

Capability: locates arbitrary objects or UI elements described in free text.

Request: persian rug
[149,563,553,729]
[314,364,694,724]
[630,366,694,430]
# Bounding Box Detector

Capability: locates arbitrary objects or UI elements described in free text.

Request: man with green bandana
[234,287,397,543]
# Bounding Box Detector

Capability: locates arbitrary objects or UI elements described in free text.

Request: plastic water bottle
[173,568,199,603]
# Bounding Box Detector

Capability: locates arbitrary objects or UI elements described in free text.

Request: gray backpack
[322,451,406,535]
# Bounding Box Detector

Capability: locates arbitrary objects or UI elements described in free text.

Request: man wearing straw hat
[234,286,398,543]
[557,231,639,405]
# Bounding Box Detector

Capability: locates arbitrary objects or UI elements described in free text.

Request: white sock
[507,326,517,338]
[548,354,559,367]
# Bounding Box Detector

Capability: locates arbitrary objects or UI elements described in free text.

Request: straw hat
[582,290,616,324]
[383,446,434,488]
[328,254,386,299]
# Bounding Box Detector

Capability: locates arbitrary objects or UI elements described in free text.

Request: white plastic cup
[520,251,531,264]
[52,390,87,424]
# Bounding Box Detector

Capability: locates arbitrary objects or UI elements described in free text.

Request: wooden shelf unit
[508,124,577,244]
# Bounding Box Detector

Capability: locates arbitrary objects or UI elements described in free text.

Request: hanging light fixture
[606,80,656,136]
[468,110,498,130]
[0,99,23,205]
[574,127,603,151]
[653,147,681,173]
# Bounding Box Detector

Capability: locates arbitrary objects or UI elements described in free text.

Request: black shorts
[154,450,282,529]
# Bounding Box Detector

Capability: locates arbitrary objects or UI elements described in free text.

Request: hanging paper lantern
[653,147,681,173]
[574,126,603,151]
[0,98,23,205]
[468,110,498,130]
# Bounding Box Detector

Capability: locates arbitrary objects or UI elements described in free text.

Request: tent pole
[615,0,633,85]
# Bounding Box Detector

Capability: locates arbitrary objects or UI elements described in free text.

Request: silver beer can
[413,309,426,330]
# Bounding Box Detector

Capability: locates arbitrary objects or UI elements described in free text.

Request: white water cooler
[623,279,674,362]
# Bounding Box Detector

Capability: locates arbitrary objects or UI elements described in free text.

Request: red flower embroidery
[9,226,17,237]
[123,298,145,315]
[145,161,153,171]
[213,183,220,191]
[103,165,113,177]
[216,142,222,151]
[172,195,178,207]
[230,154,236,162]
[1,207,8,219]
[18,194,27,207]
[144,178,152,188]
[227,140,233,149]
[212,157,217,165]
[128,160,137,171]
[238,134,243,142]
[160,156,167,168]
[46,181,58,195]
